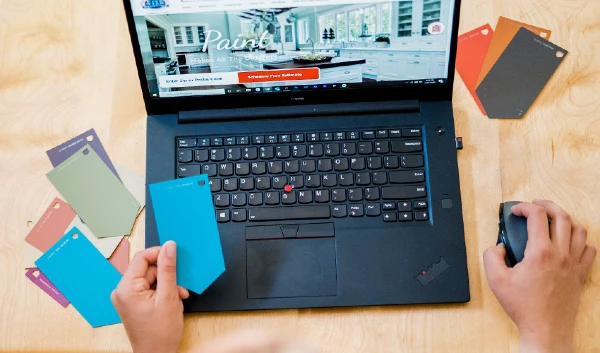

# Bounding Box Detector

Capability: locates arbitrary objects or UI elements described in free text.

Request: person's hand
[483,200,596,353]
[111,241,190,353]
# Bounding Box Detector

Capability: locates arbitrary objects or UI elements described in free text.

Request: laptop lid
[122,0,461,115]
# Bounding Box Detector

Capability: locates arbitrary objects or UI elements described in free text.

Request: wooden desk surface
[0,0,598,352]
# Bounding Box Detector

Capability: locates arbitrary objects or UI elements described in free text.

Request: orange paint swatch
[456,24,493,114]
[25,198,77,252]
[476,17,551,87]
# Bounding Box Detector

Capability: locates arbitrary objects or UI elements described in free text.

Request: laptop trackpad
[246,237,338,299]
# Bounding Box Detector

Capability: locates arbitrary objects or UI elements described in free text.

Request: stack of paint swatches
[456,17,568,119]
[23,129,146,327]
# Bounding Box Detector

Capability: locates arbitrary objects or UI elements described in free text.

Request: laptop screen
[129,0,456,99]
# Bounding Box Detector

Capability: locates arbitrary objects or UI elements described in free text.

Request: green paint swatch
[47,144,140,238]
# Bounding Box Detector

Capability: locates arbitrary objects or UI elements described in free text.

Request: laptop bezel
[121,0,462,116]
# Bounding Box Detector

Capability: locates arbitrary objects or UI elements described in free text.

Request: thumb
[156,240,180,301]
[483,244,509,288]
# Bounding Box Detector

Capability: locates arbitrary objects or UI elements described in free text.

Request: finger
[178,286,190,300]
[122,247,161,281]
[570,221,588,258]
[511,203,551,253]
[533,200,572,254]
[156,241,180,302]
[579,245,597,279]
[483,244,509,288]
[144,265,158,285]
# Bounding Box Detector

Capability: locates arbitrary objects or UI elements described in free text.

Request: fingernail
[165,241,176,258]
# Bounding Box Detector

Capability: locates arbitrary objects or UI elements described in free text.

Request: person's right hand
[483,200,596,353]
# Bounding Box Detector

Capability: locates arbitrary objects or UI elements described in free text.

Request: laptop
[123,0,469,312]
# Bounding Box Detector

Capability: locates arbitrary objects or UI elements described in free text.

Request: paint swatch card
[47,145,141,238]
[476,27,567,119]
[47,129,120,180]
[149,174,225,295]
[25,268,70,308]
[35,227,122,328]
[68,217,123,258]
[109,238,130,275]
[456,24,493,115]
[114,163,146,208]
[477,17,551,87]
[25,198,77,252]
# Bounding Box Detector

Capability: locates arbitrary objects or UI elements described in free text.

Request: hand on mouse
[484,200,596,353]
[111,241,190,353]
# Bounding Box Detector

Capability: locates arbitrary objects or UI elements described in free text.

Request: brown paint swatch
[476,17,551,87]
[24,198,77,252]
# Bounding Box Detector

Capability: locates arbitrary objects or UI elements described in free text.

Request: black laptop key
[232,209,247,222]
[374,141,389,154]
[309,144,324,157]
[342,143,356,155]
[301,160,316,173]
[365,187,380,201]
[347,131,359,140]
[382,186,427,200]
[243,147,258,160]
[389,129,402,138]
[314,189,330,203]
[415,211,429,221]
[331,189,346,202]
[383,212,397,222]
[251,162,267,175]
[292,133,304,143]
[307,133,319,142]
[260,146,274,159]
[401,155,424,168]
[232,193,247,206]
[267,135,278,144]
[211,148,225,161]
[179,139,197,148]
[338,172,354,186]
[195,149,209,162]
[350,157,366,171]
[214,194,229,207]
[318,159,333,172]
[391,140,423,153]
[225,137,236,146]
[334,132,345,141]
[276,146,290,159]
[398,201,412,212]
[402,128,422,137]
[399,212,413,222]
[320,132,333,141]
[219,163,234,176]
[240,177,254,191]
[384,156,399,169]
[325,143,340,156]
[227,148,242,161]
[372,172,388,185]
[248,205,331,221]
[414,200,428,209]
[348,188,363,201]
[272,176,287,189]
[249,192,263,206]
[390,170,426,184]
[178,165,200,178]
[198,138,210,147]
[237,136,249,145]
[367,157,382,170]
[279,134,291,143]
[209,178,221,192]
[256,177,271,190]
[235,162,250,176]
[285,160,299,173]
[322,174,337,187]
[265,191,280,205]
[178,150,192,163]
[292,145,307,158]
[349,204,364,217]
[298,190,313,204]
[355,172,370,186]
[332,204,347,217]
[282,191,297,205]
[223,178,238,191]
[253,136,265,145]
[334,157,349,171]
[376,129,388,138]
[203,164,217,176]
[358,142,373,155]
[382,202,396,211]
[216,209,230,222]
[268,161,283,174]
[211,137,223,146]
[366,203,382,217]
[289,175,304,188]
[362,131,375,139]
[306,175,320,188]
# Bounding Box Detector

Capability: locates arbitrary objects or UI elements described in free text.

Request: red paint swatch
[456,24,494,115]
[25,198,77,252]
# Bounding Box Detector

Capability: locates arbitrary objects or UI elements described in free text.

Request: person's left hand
[111,241,190,353]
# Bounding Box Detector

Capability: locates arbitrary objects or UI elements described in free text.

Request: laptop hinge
[178,100,420,123]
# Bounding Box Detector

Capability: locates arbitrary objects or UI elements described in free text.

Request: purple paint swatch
[25,268,70,308]
[46,129,120,180]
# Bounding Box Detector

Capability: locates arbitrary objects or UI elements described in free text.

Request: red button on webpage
[238,68,320,84]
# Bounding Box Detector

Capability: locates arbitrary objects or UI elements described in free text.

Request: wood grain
[0,0,598,352]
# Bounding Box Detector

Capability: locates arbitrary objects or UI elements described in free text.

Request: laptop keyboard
[176,127,429,223]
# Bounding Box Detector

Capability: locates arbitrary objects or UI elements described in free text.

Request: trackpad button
[246,238,338,299]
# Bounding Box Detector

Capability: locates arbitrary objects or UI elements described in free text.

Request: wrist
[519,329,574,353]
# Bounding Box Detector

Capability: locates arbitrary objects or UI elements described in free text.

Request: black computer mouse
[497,201,528,267]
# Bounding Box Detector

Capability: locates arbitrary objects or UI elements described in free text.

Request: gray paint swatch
[476,27,568,119]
